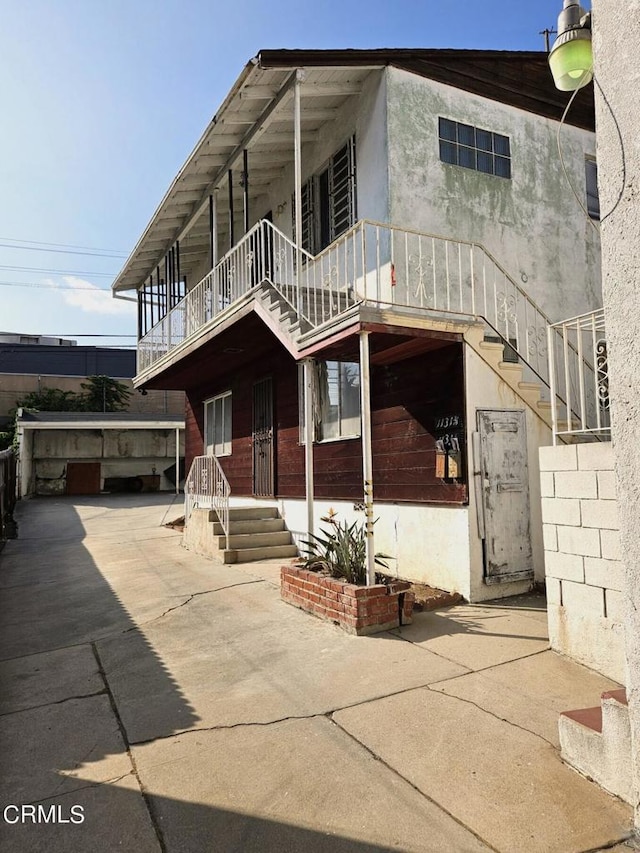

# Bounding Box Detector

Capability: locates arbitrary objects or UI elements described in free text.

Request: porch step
[224,543,299,563]
[559,688,635,804]
[211,518,285,536]
[209,506,279,522]
[216,530,293,549]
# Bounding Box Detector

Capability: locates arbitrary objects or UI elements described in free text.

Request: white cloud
[51,276,136,315]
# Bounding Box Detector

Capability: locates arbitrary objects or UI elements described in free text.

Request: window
[299,360,361,442]
[204,391,232,456]
[586,159,600,220]
[439,118,511,179]
[295,137,357,254]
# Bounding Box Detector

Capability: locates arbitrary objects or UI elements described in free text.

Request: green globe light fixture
[549,0,593,91]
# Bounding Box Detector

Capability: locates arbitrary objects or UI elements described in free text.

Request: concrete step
[559,688,634,804]
[216,530,293,550]
[211,518,285,536]
[209,507,279,522]
[223,543,299,563]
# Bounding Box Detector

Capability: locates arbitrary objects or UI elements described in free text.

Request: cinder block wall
[540,442,625,683]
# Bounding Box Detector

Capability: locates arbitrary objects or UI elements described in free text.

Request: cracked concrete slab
[390,598,550,670]
[0,645,104,716]
[96,579,466,744]
[0,773,160,853]
[431,649,622,748]
[131,715,492,852]
[0,694,133,804]
[333,688,632,853]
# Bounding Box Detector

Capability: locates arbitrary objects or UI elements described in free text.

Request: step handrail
[184,455,230,551]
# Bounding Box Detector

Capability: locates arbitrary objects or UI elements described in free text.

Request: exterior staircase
[559,688,635,804]
[211,506,298,564]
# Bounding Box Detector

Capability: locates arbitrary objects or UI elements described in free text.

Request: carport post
[359,331,375,586]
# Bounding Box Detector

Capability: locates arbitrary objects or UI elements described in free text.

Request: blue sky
[0,0,577,347]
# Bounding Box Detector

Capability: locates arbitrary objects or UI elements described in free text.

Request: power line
[0,281,113,292]
[0,264,116,277]
[0,243,126,259]
[0,236,127,255]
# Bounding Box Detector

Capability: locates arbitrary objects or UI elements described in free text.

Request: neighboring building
[112,49,599,600]
[16,411,184,497]
[0,340,184,427]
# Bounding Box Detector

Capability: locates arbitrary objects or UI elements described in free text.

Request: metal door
[253,377,275,497]
[477,410,533,584]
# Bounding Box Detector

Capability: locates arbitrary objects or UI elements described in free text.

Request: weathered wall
[592,0,640,830]
[539,442,624,683]
[386,67,601,323]
[28,428,184,495]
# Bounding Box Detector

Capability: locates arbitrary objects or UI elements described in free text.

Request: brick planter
[281,565,415,635]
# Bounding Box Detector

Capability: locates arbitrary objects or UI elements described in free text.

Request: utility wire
[0,264,116,277]
[0,281,113,292]
[0,243,126,259]
[0,236,126,255]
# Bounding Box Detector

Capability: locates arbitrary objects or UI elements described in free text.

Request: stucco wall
[540,442,624,683]
[386,67,601,323]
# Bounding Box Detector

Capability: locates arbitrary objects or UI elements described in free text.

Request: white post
[175,427,180,495]
[294,69,304,316]
[359,331,375,586]
[211,190,219,269]
[303,358,315,543]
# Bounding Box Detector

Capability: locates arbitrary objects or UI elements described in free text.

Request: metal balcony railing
[136,219,598,429]
[548,308,610,442]
[184,455,230,550]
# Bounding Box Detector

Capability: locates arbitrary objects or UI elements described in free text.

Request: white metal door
[477,409,533,584]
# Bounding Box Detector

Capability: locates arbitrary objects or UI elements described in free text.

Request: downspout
[359,331,375,586]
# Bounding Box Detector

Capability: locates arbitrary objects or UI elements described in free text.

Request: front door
[477,409,533,584]
[253,377,275,497]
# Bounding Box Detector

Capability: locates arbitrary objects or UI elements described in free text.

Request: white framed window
[204,391,232,456]
[299,360,361,443]
[439,117,511,179]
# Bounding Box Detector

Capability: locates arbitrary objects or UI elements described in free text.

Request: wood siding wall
[185,341,466,505]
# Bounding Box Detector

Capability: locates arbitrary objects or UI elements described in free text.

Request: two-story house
[112,49,599,602]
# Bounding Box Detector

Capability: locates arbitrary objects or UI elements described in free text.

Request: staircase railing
[548,308,610,441]
[184,455,230,551]
[137,217,599,430]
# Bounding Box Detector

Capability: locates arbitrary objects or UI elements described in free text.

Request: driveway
[0,495,632,852]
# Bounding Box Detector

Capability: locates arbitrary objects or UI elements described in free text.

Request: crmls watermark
[3,805,85,825]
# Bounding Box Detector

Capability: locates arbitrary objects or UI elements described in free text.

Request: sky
[0,0,579,348]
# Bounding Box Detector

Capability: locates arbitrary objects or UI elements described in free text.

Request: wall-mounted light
[549,0,593,91]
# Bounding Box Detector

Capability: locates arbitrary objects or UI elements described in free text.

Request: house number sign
[434,413,463,480]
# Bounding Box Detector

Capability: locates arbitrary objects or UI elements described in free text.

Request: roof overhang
[112,48,595,297]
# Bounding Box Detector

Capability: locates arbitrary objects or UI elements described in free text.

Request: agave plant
[299,509,392,585]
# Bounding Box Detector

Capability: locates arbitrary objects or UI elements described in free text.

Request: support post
[294,70,304,315]
[303,358,315,543]
[175,428,180,495]
[228,170,235,248]
[209,193,218,271]
[243,148,249,234]
[359,331,375,586]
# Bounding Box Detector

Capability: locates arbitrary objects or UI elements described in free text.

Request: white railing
[138,220,308,373]
[184,455,230,550]
[548,308,610,442]
[137,219,598,422]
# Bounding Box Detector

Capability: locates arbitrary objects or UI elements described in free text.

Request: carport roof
[18,412,185,430]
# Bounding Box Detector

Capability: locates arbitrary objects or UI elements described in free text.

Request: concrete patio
[0,494,634,852]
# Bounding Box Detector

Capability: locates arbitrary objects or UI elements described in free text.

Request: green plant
[299,509,392,585]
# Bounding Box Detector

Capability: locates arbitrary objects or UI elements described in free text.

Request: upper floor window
[585,159,600,220]
[295,137,357,255]
[439,118,511,179]
[204,391,232,456]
